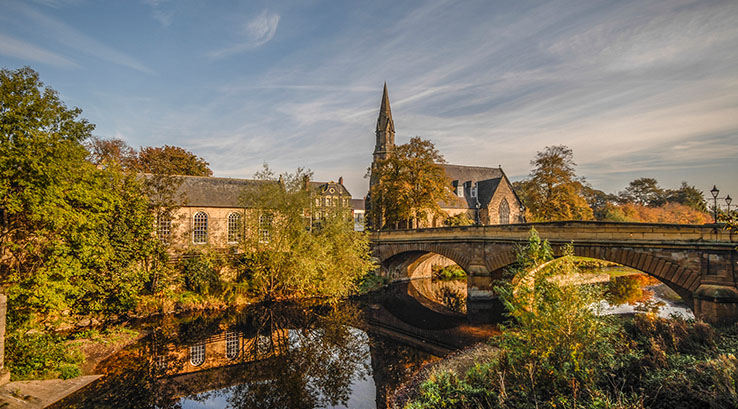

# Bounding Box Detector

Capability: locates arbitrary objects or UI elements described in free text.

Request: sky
[1,0,737,204]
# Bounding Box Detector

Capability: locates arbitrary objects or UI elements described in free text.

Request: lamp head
[711,185,720,199]
[727,195,733,206]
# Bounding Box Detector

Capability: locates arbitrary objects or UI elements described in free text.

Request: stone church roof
[440,164,505,209]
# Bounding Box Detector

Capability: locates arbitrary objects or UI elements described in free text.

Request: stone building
[156,175,356,248]
[367,84,525,228]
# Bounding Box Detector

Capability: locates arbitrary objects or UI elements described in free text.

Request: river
[52,273,690,409]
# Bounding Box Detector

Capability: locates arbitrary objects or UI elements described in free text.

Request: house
[367,84,525,228]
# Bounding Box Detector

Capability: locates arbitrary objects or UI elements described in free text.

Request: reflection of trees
[222,303,370,409]
[605,274,665,307]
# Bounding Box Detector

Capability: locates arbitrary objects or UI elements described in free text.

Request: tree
[132,144,212,176]
[619,177,665,206]
[0,67,160,326]
[515,145,593,221]
[665,182,708,212]
[368,137,454,229]
[86,136,136,167]
[235,165,373,301]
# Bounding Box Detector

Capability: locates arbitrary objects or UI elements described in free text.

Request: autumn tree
[515,145,593,221]
[132,144,212,176]
[368,137,454,229]
[86,136,136,167]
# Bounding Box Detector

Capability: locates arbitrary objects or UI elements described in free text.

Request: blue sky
[1,0,737,203]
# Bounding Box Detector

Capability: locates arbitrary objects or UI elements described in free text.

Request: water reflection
[600,273,693,319]
[53,302,438,409]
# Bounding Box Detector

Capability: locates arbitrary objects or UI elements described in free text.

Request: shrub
[5,331,83,380]
[179,251,223,295]
[432,265,466,281]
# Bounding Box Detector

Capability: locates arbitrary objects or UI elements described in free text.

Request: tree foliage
[0,67,161,326]
[236,166,373,301]
[514,145,593,221]
[369,137,454,229]
[132,144,212,176]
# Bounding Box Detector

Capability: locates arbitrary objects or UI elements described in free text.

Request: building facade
[367,84,525,229]
[156,175,358,249]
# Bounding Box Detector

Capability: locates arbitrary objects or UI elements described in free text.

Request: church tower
[373,82,395,162]
[367,83,395,230]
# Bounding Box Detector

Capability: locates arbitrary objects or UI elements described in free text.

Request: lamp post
[710,185,719,223]
[726,194,733,220]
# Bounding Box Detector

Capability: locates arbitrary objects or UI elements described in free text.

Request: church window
[456,182,464,197]
[190,343,206,366]
[227,212,242,243]
[259,213,272,243]
[499,198,510,224]
[225,332,240,360]
[315,197,320,206]
[156,213,171,244]
[471,183,478,198]
[193,212,208,244]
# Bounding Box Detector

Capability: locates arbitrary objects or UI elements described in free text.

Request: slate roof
[308,181,352,197]
[440,164,505,209]
[172,175,273,208]
[350,198,365,211]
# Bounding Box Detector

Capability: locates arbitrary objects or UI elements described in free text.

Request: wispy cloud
[13,3,154,74]
[0,33,79,67]
[141,0,174,27]
[208,10,280,59]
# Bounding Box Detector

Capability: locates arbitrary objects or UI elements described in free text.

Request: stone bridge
[370,221,738,325]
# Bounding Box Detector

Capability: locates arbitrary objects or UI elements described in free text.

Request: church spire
[373,82,395,161]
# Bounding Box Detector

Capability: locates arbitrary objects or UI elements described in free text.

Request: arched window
[193,212,208,244]
[259,213,272,244]
[227,212,242,243]
[499,198,510,225]
[157,213,171,244]
[190,343,206,366]
[225,332,240,360]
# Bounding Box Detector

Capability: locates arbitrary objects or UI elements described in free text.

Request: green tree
[515,145,593,221]
[132,144,212,176]
[618,177,665,206]
[665,181,708,212]
[369,137,453,229]
[236,166,373,301]
[1,67,160,326]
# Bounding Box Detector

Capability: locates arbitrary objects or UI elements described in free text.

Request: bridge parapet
[371,221,738,325]
[370,221,736,245]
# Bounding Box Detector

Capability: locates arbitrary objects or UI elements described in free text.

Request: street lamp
[710,185,719,223]
[726,194,733,218]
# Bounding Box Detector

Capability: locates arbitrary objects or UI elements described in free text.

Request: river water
[54,274,690,409]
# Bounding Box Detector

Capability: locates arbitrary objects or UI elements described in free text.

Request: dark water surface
[52,295,472,409]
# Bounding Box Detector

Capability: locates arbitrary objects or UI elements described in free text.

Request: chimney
[338,176,344,185]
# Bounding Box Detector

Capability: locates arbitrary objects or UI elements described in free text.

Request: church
[367,84,525,228]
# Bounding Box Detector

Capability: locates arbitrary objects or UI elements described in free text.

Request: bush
[432,265,466,281]
[6,331,83,380]
[179,251,223,295]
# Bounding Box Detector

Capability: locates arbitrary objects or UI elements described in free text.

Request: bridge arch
[378,243,473,279]
[482,246,699,307]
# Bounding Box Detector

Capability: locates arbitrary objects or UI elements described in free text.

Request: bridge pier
[693,284,738,326]
[466,265,504,323]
